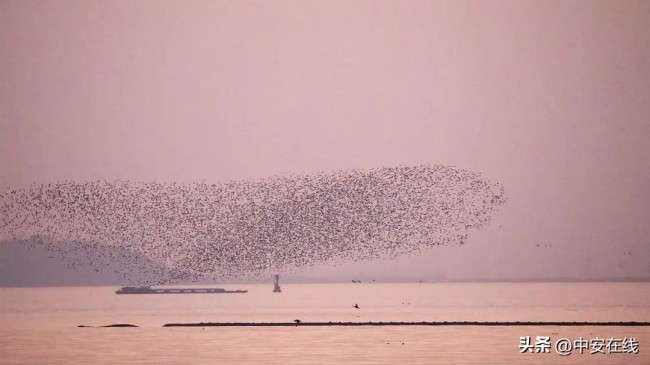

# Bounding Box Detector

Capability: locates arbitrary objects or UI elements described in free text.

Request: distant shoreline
[163,321,650,327]
[2,278,650,288]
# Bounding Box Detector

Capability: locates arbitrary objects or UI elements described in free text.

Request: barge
[116,286,248,294]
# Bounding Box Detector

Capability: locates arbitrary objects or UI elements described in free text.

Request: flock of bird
[0,165,506,284]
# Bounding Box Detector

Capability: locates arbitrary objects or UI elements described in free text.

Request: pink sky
[1,0,649,280]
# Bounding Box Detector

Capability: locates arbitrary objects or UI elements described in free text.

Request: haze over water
[1,283,649,364]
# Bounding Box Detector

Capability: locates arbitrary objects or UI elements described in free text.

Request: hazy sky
[1,0,649,282]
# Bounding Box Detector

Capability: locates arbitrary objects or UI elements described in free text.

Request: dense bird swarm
[0,165,506,284]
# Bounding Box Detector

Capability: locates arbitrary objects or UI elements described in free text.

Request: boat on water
[115,286,248,294]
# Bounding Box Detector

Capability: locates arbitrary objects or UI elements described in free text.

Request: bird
[353,304,360,309]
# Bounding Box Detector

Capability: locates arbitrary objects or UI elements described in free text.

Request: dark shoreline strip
[163,321,650,327]
[78,324,138,328]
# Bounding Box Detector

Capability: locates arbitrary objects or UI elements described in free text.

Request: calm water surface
[1,283,649,364]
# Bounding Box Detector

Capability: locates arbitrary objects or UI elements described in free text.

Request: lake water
[1,283,649,364]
